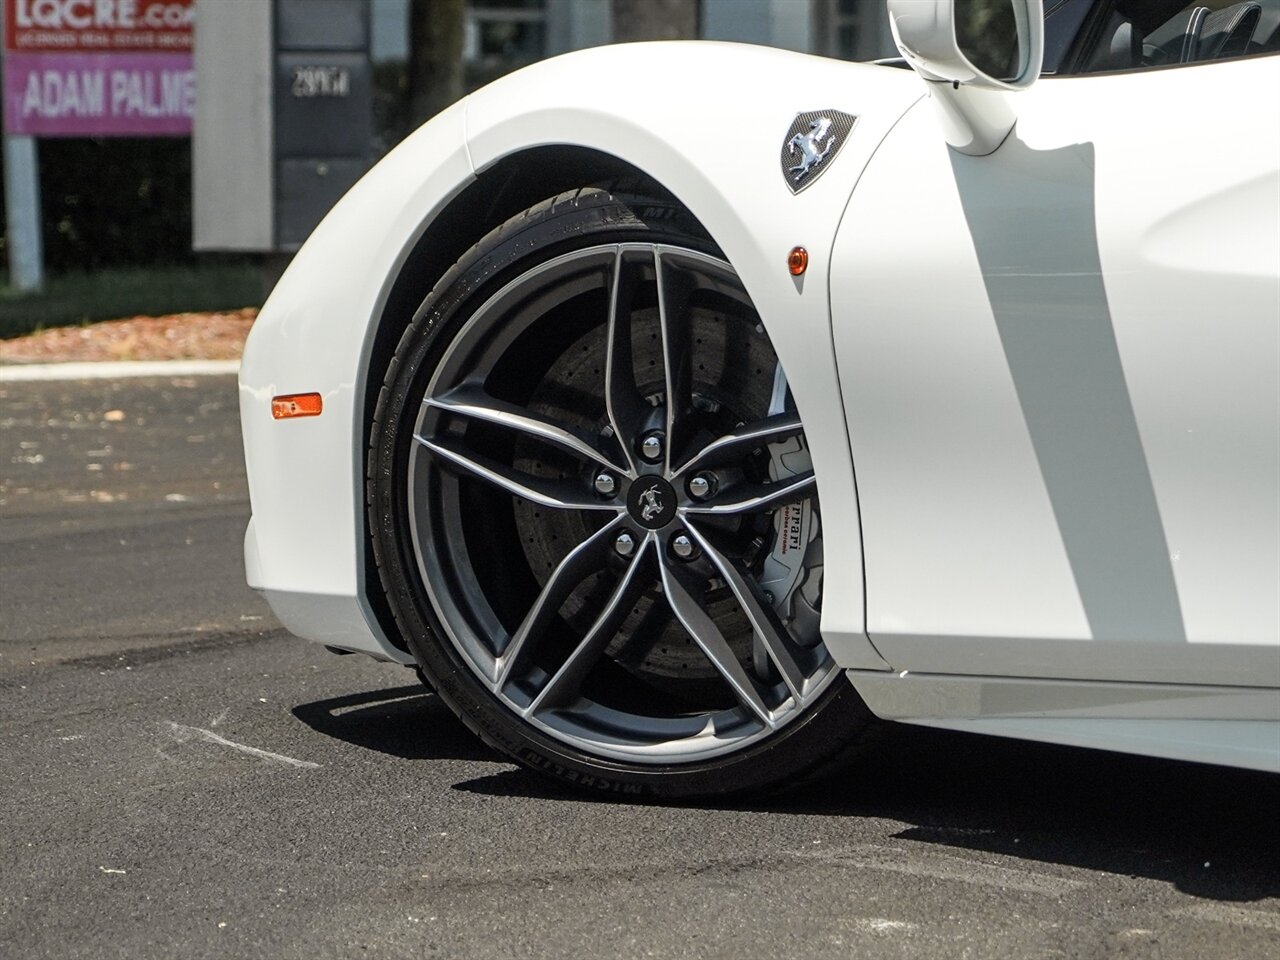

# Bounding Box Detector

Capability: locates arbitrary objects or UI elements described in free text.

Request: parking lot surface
[2,375,1277,959]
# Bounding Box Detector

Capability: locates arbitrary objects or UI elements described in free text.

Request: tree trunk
[612,0,700,42]
[407,0,466,126]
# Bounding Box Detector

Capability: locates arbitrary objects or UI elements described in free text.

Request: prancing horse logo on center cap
[628,476,677,530]
[639,487,664,522]
[780,110,857,194]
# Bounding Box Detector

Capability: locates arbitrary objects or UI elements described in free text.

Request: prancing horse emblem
[639,487,664,522]
[780,110,857,194]
[788,117,835,180]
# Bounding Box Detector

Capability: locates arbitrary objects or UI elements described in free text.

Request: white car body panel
[832,56,1280,688]
[848,670,1280,772]
[240,98,472,663]
[239,36,1280,771]
[241,43,923,667]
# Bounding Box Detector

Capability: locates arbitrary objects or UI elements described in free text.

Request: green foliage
[35,137,196,272]
[0,138,262,337]
[1,138,197,272]
[0,262,262,340]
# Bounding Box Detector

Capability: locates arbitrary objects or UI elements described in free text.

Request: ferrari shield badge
[781,110,857,194]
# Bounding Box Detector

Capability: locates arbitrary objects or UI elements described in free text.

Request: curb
[0,359,241,383]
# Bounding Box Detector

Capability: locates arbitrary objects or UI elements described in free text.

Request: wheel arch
[359,145,672,651]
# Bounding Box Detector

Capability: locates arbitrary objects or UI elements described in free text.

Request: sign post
[1,0,194,291]
[2,133,42,291]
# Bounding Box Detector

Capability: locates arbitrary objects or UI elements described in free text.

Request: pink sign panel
[2,0,193,135]
[3,51,192,135]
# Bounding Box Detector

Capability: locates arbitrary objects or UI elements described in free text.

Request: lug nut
[614,531,636,557]
[639,432,664,463]
[688,474,717,500]
[594,471,617,497]
[671,532,696,561]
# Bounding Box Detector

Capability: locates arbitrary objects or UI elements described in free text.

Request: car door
[828,48,1279,687]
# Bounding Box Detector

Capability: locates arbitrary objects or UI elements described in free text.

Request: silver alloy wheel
[408,242,837,763]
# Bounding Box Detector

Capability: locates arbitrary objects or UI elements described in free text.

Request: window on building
[812,0,896,61]
[466,0,549,83]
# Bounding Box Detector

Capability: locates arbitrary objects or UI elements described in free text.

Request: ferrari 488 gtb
[240,0,1280,797]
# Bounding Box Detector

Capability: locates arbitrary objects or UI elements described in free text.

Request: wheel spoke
[659,554,775,727]
[683,524,818,703]
[425,384,627,475]
[492,517,625,689]
[605,248,650,471]
[655,251,697,473]
[415,433,620,512]
[672,412,806,477]
[525,535,655,716]
[681,471,816,516]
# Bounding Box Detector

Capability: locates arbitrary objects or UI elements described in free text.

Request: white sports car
[240,0,1280,797]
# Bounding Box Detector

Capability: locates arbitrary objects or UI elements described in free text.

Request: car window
[1070,0,1280,72]
[1044,0,1098,72]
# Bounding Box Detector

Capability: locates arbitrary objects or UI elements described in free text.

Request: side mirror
[887,0,1044,155]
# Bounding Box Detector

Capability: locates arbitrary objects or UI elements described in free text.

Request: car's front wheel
[368,186,875,798]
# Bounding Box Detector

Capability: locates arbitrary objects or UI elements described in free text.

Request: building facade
[371,0,896,68]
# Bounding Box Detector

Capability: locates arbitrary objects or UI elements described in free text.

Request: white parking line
[0,360,240,383]
[165,721,320,769]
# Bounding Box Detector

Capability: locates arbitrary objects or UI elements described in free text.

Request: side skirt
[846,669,1280,773]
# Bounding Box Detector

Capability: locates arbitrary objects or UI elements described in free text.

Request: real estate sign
[2,0,194,136]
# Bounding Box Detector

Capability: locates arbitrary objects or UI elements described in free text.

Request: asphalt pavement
[2,373,1278,959]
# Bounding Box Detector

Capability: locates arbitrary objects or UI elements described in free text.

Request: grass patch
[0,262,263,339]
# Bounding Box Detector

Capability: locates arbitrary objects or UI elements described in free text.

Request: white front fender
[241,42,921,668]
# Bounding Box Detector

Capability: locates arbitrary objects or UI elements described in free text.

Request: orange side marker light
[272,393,323,420]
[787,246,808,276]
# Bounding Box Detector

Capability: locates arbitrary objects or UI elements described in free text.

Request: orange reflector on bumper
[787,246,808,276]
[272,393,323,420]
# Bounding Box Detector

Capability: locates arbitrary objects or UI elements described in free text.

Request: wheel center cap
[627,476,677,530]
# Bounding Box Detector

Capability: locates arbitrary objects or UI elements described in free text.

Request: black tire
[368,186,877,799]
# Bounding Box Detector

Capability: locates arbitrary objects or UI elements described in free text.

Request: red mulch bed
[0,308,257,364]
